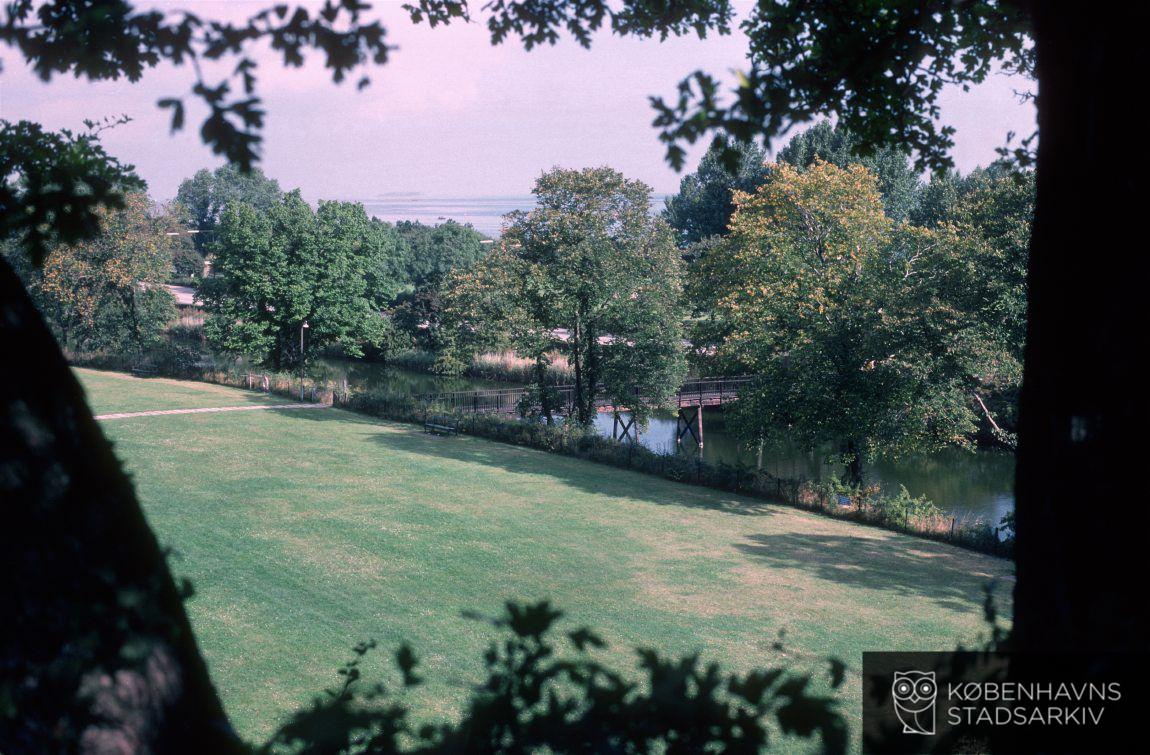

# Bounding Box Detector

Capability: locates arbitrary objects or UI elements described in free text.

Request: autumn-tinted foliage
[693,160,1021,483]
[4,192,177,355]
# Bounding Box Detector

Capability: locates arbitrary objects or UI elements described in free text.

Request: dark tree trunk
[843,439,863,488]
[0,259,244,752]
[1012,5,1150,651]
[571,314,589,425]
[534,357,554,424]
[272,329,283,372]
[584,322,600,426]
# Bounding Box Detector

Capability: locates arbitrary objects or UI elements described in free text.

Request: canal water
[592,410,1014,526]
[312,358,1014,526]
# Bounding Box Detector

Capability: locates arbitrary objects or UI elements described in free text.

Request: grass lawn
[78,368,295,415]
[78,368,1015,746]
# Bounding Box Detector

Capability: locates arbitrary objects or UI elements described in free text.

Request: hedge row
[338,388,1012,559]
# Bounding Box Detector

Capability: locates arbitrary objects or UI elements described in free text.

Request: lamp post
[299,320,309,401]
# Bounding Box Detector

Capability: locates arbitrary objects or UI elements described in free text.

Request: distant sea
[359,194,671,238]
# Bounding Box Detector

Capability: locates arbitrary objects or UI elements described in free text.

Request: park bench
[130,367,155,378]
[424,416,459,436]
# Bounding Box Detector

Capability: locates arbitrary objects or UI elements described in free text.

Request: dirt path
[95,403,331,421]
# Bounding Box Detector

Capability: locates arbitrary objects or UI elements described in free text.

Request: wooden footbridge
[414,376,753,448]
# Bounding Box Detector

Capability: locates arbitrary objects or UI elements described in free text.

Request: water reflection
[595,410,1014,524]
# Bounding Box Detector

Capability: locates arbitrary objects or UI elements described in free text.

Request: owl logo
[892,670,937,735]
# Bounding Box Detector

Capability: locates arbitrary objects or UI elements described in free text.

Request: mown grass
[78,369,1014,746]
[78,368,295,415]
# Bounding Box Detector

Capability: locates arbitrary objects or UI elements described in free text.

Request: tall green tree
[443,167,686,425]
[700,160,991,483]
[391,220,491,352]
[394,219,489,290]
[202,192,398,370]
[175,165,283,253]
[662,140,768,245]
[934,169,1034,435]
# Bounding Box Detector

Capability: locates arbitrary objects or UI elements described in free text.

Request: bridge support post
[613,410,638,444]
[676,407,701,448]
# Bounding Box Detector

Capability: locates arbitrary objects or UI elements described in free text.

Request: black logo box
[862,651,1149,754]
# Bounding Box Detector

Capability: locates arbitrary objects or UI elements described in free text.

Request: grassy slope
[79,369,1014,744]
[78,368,294,415]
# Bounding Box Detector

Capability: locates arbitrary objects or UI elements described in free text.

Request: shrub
[138,342,201,378]
[802,478,1010,556]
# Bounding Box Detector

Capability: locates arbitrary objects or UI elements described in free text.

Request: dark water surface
[592,410,1014,525]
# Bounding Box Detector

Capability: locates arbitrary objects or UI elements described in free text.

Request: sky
[0,1,1036,203]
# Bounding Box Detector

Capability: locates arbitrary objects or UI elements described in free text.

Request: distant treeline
[7,121,1032,499]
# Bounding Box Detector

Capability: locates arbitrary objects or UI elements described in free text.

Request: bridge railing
[416,376,755,415]
[415,387,530,414]
[674,377,754,407]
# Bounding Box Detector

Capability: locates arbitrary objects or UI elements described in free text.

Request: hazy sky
[1,1,1035,202]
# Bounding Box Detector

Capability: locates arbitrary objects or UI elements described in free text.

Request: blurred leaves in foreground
[265,601,848,754]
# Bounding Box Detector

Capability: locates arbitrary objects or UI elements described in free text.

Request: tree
[934,169,1034,439]
[699,160,984,483]
[775,121,921,222]
[152,200,205,281]
[0,2,437,749]
[410,0,1150,661]
[202,192,399,371]
[391,220,490,353]
[175,165,283,253]
[662,139,768,245]
[442,167,687,425]
[6,191,176,356]
[0,1,1143,746]
[394,219,489,291]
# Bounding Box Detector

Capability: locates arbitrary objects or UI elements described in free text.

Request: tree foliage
[662,139,768,245]
[696,160,1003,482]
[931,168,1033,386]
[648,1,1032,171]
[0,120,143,265]
[175,165,283,253]
[5,192,177,355]
[202,192,402,370]
[266,600,848,754]
[394,219,490,291]
[664,121,922,253]
[442,167,686,425]
[1,1,394,271]
[391,220,491,352]
[775,122,920,222]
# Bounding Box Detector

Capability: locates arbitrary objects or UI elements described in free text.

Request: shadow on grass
[282,406,779,516]
[264,408,1009,616]
[733,531,1004,614]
